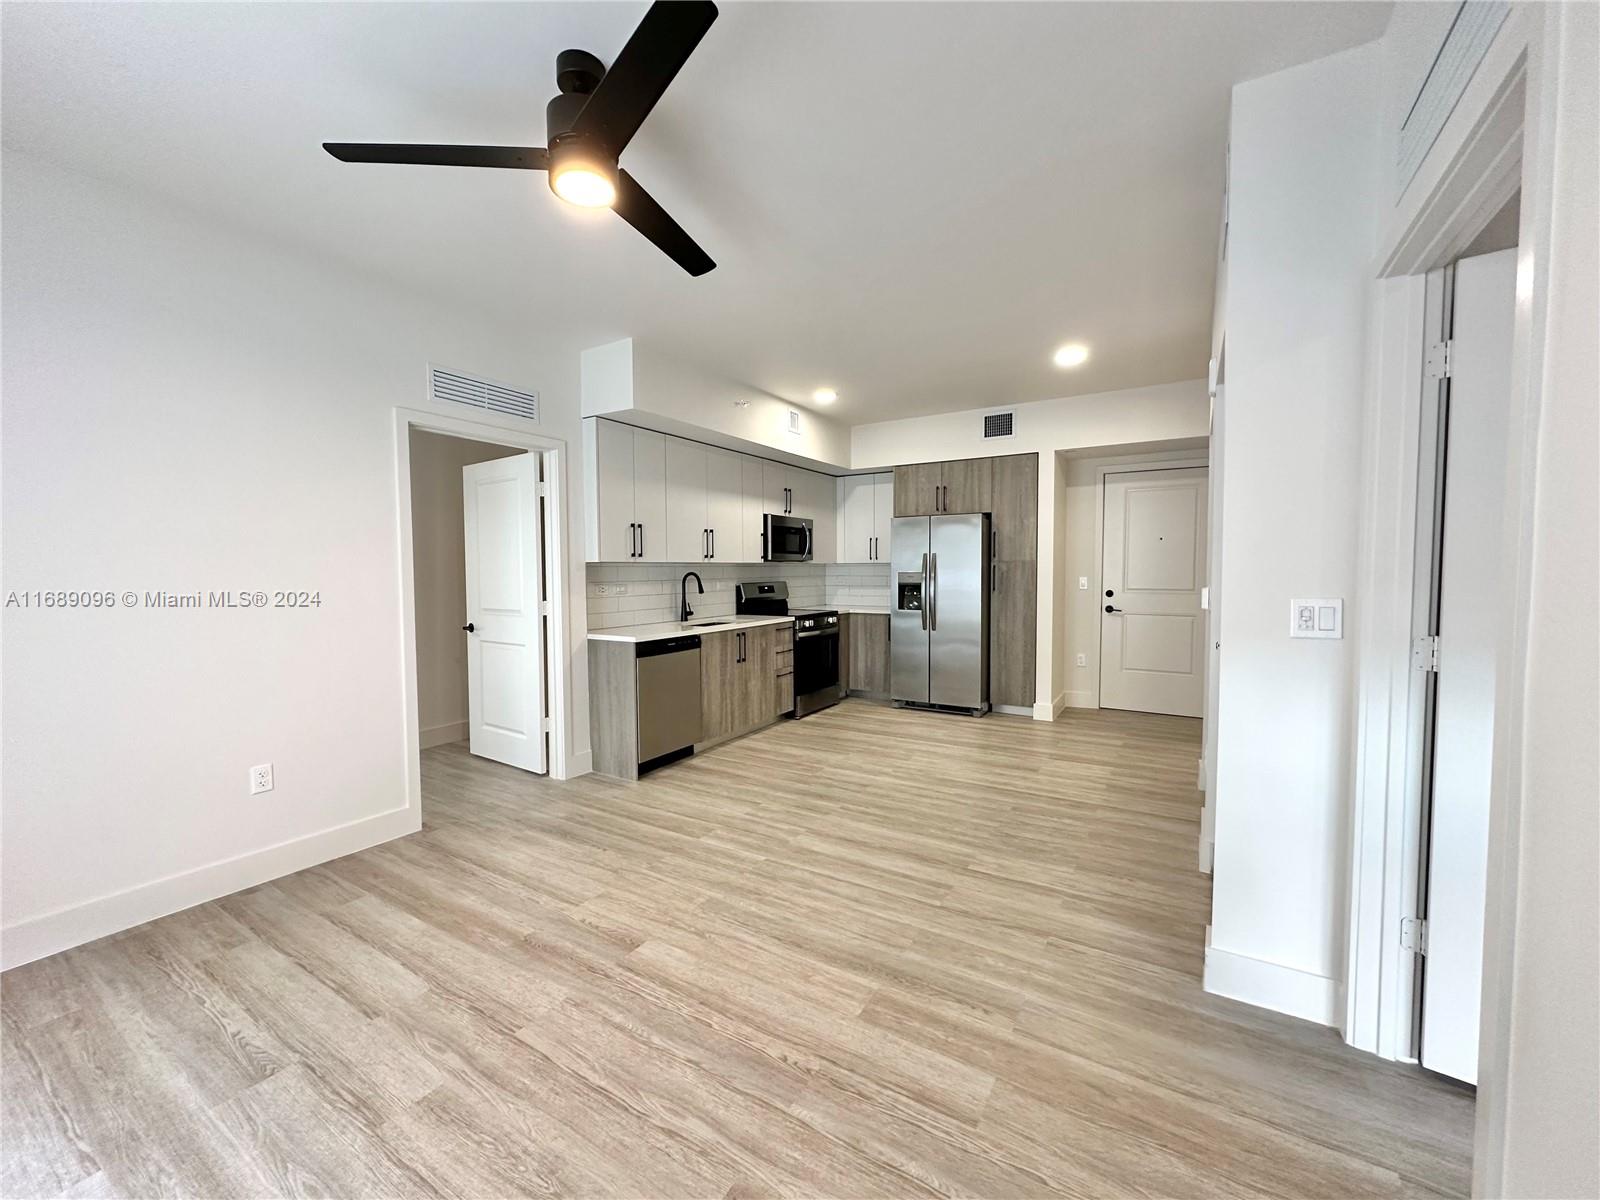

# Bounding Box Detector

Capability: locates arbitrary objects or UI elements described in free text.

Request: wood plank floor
[2,701,1474,1198]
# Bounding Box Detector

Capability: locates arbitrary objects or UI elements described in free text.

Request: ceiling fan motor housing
[555,49,605,96]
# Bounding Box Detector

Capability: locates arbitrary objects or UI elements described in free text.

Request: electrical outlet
[1076,653,1087,667]
[250,763,274,795]
[593,583,628,597]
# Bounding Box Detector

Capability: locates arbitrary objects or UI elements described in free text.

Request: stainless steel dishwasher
[635,635,703,774]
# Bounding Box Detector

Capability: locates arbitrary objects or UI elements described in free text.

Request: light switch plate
[1290,598,1342,639]
[1078,576,1089,590]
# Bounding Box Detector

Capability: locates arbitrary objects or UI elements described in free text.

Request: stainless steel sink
[680,620,728,629]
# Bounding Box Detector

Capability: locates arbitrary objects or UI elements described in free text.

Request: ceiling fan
[324,1,719,276]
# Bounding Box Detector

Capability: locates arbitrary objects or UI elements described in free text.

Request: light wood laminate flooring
[2,702,1473,1198]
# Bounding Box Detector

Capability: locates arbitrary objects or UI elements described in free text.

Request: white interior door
[463,454,546,773]
[1100,467,1208,717]
[1420,247,1516,1085]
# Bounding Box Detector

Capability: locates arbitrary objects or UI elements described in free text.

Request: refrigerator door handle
[929,551,938,632]
[920,552,929,632]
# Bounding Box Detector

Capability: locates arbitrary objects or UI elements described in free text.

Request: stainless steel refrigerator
[890,513,990,715]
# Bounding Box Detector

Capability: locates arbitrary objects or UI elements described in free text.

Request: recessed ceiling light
[1053,343,1090,368]
[812,388,838,405]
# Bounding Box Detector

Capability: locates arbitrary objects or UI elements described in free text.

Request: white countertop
[837,606,890,615]
[588,614,795,644]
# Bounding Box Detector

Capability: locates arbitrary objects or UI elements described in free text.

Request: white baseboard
[557,748,593,781]
[1027,692,1071,721]
[0,805,418,970]
[1203,940,1343,1027]
[420,720,468,749]
[1063,689,1097,709]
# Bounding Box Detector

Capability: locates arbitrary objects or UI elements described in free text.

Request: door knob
[1104,605,1121,614]
[462,623,476,632]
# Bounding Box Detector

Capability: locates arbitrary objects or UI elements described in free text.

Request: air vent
[429,366,539,423]
[983,411,1016,439]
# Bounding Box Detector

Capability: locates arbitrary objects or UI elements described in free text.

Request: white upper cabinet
[664,437,709,562]
[585,418,840,565]
[793,469,835,564]
[762,460,794,516]
[872,473,894,559]
[839,475,875,562]
[704,448,743,564]
[837,472,894,562]
[588,420,667,562]
[739,454,766,563]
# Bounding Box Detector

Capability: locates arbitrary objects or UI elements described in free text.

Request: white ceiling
[2,2,1389,425]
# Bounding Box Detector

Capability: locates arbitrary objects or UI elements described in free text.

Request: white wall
[1491,4,1598,1192]
[0,150,593,968]
[849,380,1211,715]
[408,430,523,748]
[581,338,852,468]
[1203,43,1379,1025]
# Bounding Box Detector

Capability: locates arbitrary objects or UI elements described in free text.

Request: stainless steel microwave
[763,513,813,562]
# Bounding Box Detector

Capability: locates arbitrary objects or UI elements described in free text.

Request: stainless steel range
[735,581,843,718]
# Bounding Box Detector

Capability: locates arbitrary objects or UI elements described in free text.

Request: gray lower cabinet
[847,613,891,697]
[990,558,1037,709]
[700,627,780,744]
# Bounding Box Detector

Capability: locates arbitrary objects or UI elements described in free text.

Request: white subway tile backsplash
[584,560,890,629]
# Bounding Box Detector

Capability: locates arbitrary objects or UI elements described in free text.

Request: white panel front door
[1420,248,1517,1085]
[1099,467,1208,717]
[463,455,546,773]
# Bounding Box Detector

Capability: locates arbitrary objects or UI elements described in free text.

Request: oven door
[793,627,841,715]
[763,514,813,562]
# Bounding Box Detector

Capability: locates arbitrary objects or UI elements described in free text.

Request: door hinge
[1401,916,1428,954]
[536,482,548,497]
[1425,340,1452,380]
[539,600,551,617]
[540,716,553,734]
[1412,635,1440,672]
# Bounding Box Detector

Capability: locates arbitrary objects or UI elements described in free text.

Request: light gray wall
[0,149,593,967]
[408,430,523,746]
[1206,42,1379,1023]
[1494,5,1598,1192]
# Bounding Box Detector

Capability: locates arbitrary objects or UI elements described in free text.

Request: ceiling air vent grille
[983,411,1016,439]
[429,366,539,423]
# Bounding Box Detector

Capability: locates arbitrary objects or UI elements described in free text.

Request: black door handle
[462,623,476,632]
[1104,605,1122,614]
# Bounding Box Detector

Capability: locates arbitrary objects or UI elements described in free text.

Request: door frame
[1343,8,1568,1192]
[1091,458,1209,712]
[394,405,579,811]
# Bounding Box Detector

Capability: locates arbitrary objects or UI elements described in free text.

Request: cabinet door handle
[710,528,716,559]
[638,523,645,558]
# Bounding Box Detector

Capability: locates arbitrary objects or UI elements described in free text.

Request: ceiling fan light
[551,164,616,208]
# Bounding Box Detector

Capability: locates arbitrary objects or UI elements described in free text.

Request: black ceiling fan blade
[323,144,549,170]
[613,169,714,276]
[571,1,718,156]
